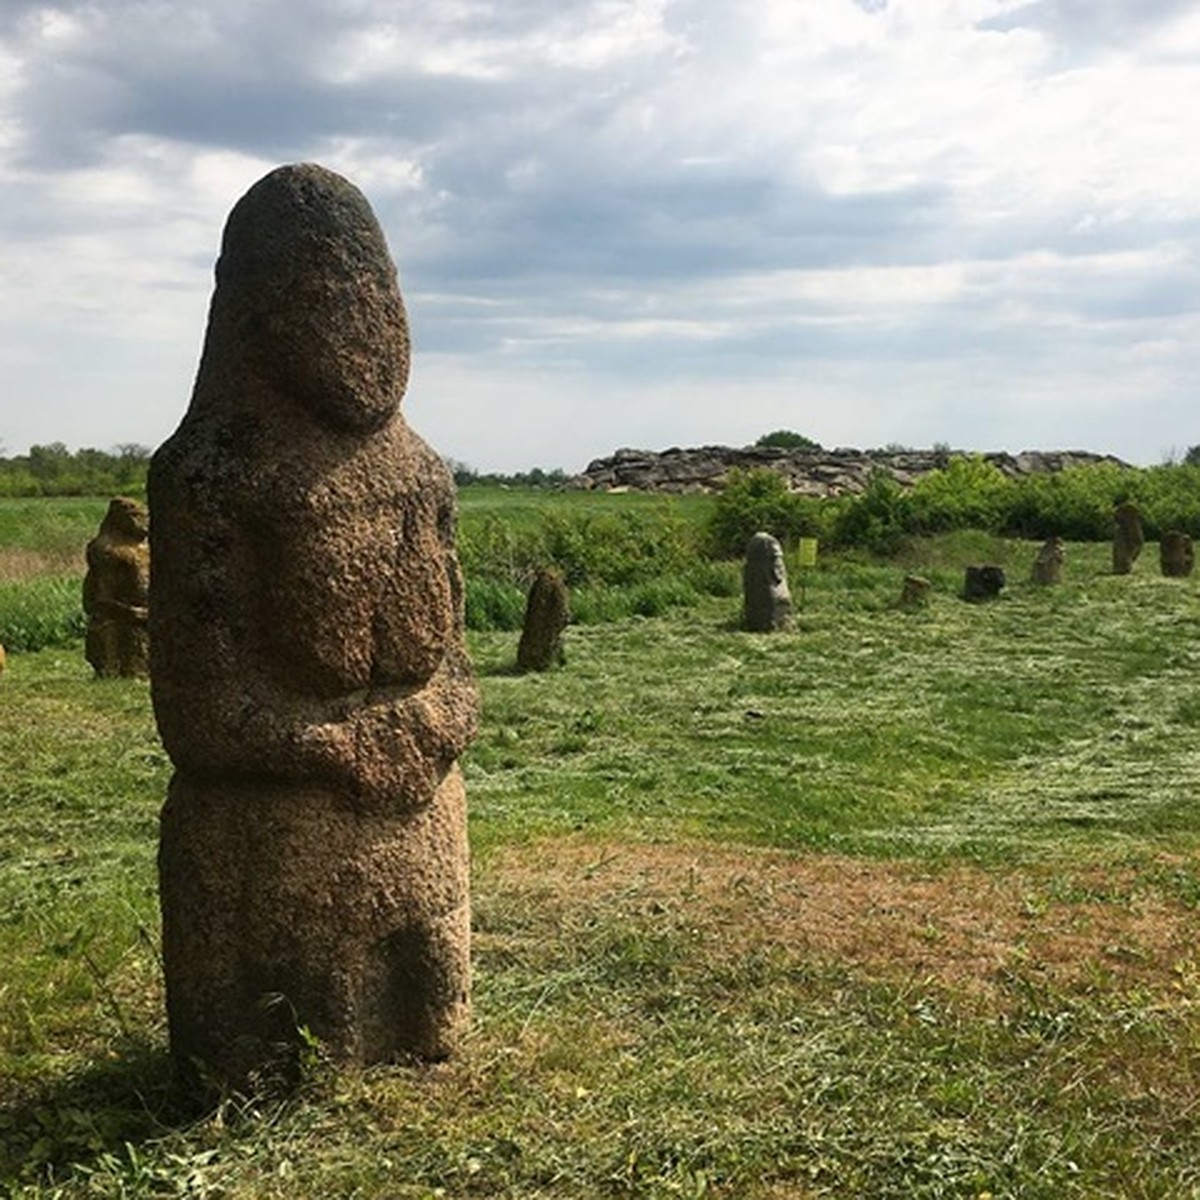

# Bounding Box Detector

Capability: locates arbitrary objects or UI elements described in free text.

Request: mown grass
[3,504,1200,1196]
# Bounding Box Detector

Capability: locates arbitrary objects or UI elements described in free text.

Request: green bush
[464,577,526,631]
[907,456,1014,534]
[0,577,85,652]
[828,472,913,556]
[706,469,826,558]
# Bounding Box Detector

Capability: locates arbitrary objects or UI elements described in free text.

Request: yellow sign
[798,537,818,568]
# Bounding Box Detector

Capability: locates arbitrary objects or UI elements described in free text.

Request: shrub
[906,456,1014,534]
[754,430,822,451]
[706,469,825,558]
[828,472,913,556]
[0,577,86,652]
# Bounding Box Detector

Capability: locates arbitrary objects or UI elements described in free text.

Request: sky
[2,0,1199,474]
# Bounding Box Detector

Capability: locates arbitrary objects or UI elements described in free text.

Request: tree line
[0,443,152,497]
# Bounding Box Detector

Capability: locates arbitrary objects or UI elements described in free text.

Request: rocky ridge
[571,446,1130,497]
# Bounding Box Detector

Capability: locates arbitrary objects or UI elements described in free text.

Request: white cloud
[1,0,1198,467]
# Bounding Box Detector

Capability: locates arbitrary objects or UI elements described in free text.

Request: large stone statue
[743,532,792,632]
[83,497,150,678]
[149,163,478,1090]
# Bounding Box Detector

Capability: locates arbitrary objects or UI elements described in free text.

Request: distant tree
[755,430,822,451]
[444,457,478,487]
[1185,445,1200,467]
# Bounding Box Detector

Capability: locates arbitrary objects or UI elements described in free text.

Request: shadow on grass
[0,1036,208,1191]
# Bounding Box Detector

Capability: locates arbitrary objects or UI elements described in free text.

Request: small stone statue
[82,497,150,678]
[963,564,1005,602]
[900,574,931,607]
[1031,536,1064,585]
[743,532,792,631]
[517,568,570,671]
[1160,531,1195,578]
[1112,502,1144,574]
[149,163,478,1090]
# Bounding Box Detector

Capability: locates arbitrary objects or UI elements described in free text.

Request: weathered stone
[149,163,478,1091]
[899,574,931,607]
[1160,530,1195,578]
[963,565,1005,602]
[83,497,150,678]
[1031,536,1064,585]
[1112,502,1144,574]
[516,568,569,672]
[743,532,792,631]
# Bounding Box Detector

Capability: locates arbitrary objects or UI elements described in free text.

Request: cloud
[1,0,1198,469]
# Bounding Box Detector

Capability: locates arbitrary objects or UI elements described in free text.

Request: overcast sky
[2,0,1198,472]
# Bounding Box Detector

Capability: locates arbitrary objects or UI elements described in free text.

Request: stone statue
[1160,530,1195,577]
[963,564,1005,601]
[1112,502,1144,574]
[899,574,931,607]
[1031,536,1064,585]
[743,532,792,632]
[149,163,478,1090]
[516,568,570,672]
[82,497,150,678]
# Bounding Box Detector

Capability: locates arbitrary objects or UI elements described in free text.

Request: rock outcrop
[570,446,1130,496]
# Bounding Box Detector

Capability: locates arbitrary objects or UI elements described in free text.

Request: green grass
[3,507,1200,1196]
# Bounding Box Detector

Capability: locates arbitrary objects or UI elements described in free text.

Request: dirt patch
[477,837,1200,1003]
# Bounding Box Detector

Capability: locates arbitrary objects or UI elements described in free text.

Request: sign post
[797,537,818,607]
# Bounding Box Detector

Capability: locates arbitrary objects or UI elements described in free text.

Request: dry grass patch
[478,836,1200,1005]
[0,545,82,583]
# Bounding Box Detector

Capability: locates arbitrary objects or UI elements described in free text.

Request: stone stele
[962,564,1006,602]
[1112,502,1144,575]
[83,496,150,678]
[1031,536,1065,586]
[743,531,792,632]
[149,163,479,1091]
[1160,530,1195,578]
[516,568,570,672]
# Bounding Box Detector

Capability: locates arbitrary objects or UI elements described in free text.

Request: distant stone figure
[899,574,931,607]
[743,532,792,631]
[963,564,1005,602]
[1160,531,1195,578]
[1112,502,1144,574]
[1031,536,1064,585]
[149,163,478,1091]
[517,568,570,671]
[82,497,150,678]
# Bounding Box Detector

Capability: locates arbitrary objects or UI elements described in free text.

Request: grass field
[2,496,1200,1197]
